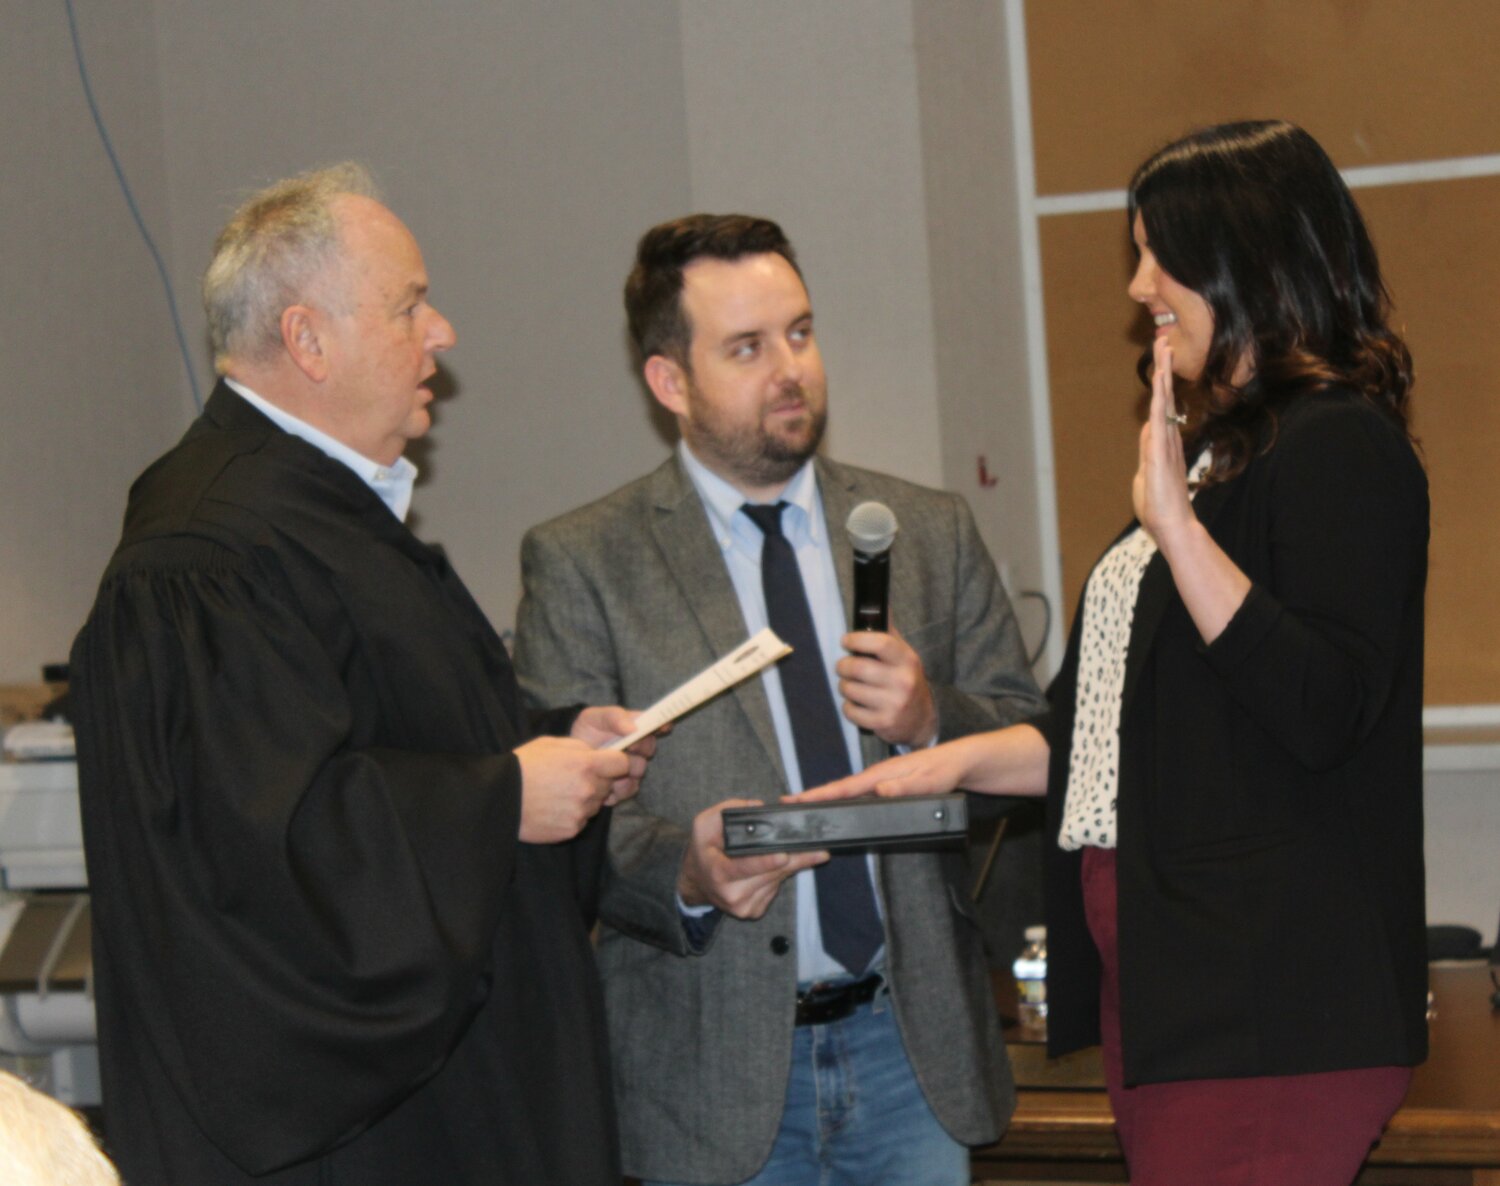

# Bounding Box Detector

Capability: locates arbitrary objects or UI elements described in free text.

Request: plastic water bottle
[1012,925,1047,1041]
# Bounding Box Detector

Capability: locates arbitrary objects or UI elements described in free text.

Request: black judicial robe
[70,383,619,1185]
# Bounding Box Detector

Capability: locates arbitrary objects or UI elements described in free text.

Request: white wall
[0,0,182,678]
[145,0,694,636]
[677,0,947,490]
[673,1,1052,658]
[2,0,1053,662]
[2,0,1491,937]
[911,0,1050,660]
[1425,765,1500,946]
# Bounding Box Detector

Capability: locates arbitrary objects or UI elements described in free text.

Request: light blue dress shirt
[225,378,419,523]
[678,442,885,984]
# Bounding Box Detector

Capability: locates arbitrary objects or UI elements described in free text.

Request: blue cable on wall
[65,0,204,412]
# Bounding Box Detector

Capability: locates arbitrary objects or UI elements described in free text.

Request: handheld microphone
[846,502,899,632]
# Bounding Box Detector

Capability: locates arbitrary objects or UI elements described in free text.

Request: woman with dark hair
[807,120,1429,1185]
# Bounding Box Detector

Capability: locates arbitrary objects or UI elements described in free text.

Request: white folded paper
[605,627,791,750]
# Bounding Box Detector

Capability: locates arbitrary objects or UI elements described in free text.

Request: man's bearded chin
[764,400,826,467]
[712,401,827,489]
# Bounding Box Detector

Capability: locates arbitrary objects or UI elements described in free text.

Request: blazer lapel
[815,459,897,772]
[815,457,860,625]
[648,458,790,785]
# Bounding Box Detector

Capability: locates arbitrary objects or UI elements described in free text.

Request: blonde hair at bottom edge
[0,1071,119,1186]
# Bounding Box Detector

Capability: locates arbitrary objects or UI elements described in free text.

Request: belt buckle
[794,974,880,1026]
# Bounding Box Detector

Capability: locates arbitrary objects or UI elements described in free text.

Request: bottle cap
[1024,925,1046,941]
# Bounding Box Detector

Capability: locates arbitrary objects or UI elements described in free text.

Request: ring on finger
[1166,411,1188,428]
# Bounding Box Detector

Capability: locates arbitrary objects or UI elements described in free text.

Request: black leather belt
[794,974,884,1026]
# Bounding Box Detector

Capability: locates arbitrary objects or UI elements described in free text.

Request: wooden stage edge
[973,963,1500,1185]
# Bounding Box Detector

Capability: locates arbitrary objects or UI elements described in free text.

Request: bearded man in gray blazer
[514,214,1045,1186]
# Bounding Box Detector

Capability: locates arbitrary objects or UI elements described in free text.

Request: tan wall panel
[1360,177,1500,705]
[1041,182,1499,704]
[1038,210,1144,617]
[1026,0,1500,197]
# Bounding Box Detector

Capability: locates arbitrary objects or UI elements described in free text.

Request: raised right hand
[677,798,828,919]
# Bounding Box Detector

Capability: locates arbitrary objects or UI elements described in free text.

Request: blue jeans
[646,988,969,1186]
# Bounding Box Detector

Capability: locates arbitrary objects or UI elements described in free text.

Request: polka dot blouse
[1059,452,1211,851]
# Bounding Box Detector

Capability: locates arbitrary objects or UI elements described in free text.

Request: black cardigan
[1040,389,1430,1086]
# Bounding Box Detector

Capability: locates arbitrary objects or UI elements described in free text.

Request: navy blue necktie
[743,502,883,976]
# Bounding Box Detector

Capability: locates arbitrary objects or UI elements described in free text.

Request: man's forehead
[333,195,426,288]
[333,191,395,226]
[681,253,810,327]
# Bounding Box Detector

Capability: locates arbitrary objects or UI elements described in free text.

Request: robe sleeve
[71,541,524,1174]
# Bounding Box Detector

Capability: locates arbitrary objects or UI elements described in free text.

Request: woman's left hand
[797,745,969,803]
[1132,335,1195,549]
[798,724,1050,802]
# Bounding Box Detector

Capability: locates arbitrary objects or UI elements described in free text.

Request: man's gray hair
[202,161,380,372]
[0,1071,120,1185]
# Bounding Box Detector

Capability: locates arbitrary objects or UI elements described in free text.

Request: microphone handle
[852,550,890,632]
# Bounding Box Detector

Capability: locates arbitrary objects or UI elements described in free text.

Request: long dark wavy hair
[1127,120,1414,483]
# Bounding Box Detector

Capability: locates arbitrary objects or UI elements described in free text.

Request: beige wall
[8,1,1494,705]
[3,0,694,675]
[5,0,1494,940]
[0,0,1050,677]
[0,1,183,678]
[1014,0,1500,940]
[1024,0,1500,706]
[146,0,696,637]
[679,1,945,487]
[913,0,1047,650]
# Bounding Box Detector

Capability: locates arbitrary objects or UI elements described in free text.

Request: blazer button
[769,935,790,956]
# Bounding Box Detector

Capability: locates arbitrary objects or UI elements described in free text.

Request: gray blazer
[514,454,1044,1183]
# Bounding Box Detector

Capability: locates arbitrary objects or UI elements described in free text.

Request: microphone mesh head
[846,501,899,554]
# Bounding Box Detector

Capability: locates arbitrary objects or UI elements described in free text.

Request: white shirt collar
[676,442,822,552]
[224,377,419,522]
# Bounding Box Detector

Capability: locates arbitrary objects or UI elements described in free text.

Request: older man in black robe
[69,164,648,1185]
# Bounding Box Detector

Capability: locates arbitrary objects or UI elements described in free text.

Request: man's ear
[643,354,689,417]
[281,305,329,383]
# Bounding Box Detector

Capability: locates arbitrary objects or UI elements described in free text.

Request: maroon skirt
[1080,846,1411,1186]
